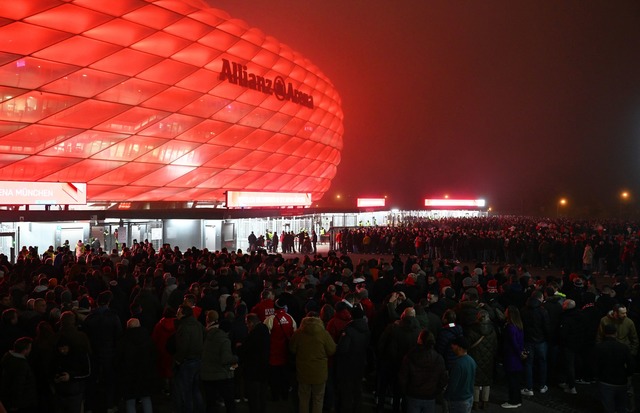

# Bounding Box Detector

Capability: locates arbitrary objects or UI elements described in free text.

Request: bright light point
[336,194,341,199]
[622,191,629,199]
[444,195,449,199]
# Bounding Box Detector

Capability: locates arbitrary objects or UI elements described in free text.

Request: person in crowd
[82,290,122,413]
[50,334,90,413]
[595,324,635,413]
[264,298,297,402]
[575,292,600,384]
[465,309,497,410]
[501,306,525,409]
[335,306,370,413]
[596,303,638,413]
[327,300,353,343]
[116,318,157,413]
[557,299,581,394]
[151,307,177,395]
[173,304,205,413]
[201,310,237,413]
[238,313,270,413]
[398,330,447,413]
[290,312,336,413]
[520,290,550,396]
[0,337,37,413]
[251,289,276,322]
[445,336,477,413]
[596,303,639,356]
[376,306,422,413]
[435,309,464,370]
[0,308,25,357]
[31,321,57,412]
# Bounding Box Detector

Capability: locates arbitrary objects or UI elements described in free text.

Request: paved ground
[141,374,637,412]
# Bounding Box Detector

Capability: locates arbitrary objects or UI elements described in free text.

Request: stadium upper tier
[0,0,344,205]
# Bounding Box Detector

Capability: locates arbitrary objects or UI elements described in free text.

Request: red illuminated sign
[0,181,87,205]
[226,191,312,208]
[219,59,314,108]
[357,198,386,207]
[424,199,486,208]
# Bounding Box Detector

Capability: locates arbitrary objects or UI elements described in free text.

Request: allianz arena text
[0,0,344,205]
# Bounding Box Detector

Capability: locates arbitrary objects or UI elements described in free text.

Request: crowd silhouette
[0,215,638,413]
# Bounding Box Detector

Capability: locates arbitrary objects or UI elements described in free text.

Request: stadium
[0,0,344,207]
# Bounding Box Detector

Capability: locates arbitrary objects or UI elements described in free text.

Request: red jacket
[326,309,352,343]
[265,310,296,366]
[151,316,176,378]
[252,299,275,322]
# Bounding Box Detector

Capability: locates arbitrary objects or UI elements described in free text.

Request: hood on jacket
[299,316,325,334]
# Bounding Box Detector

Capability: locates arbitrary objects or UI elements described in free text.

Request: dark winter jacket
[398,345,447,400]
[595,337,634,385]
[521,297,549,344]
[466,320,497,385]
[435,323,464,369]
[543,295,563,345]
[238,323,270,381]
[0,351,37,410]
[378,315,422,369]
[335,317,370,379]
[558,308,582,352]
[174,314,204,364]
[83,305,123,360]
[116,326,158,399]
[52,346,91,397]
[201,324,237,381]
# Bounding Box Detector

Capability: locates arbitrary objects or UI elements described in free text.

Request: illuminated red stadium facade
[0,0,343,207]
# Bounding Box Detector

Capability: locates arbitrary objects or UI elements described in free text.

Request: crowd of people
[0,215,638,413]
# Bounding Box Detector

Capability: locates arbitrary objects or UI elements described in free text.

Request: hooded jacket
[290,316,336,384]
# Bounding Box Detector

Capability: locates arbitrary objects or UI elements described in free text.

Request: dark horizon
[213,1,640,217]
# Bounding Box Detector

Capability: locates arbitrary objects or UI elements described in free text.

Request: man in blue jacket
[445,336,477,413]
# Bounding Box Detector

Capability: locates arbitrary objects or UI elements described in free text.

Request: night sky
[212,1,640,216]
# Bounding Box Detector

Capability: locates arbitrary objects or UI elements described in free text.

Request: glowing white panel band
[0,181,87,205]
[357,198,386,207]
[227,191,312,208]
[424,199,486,207]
